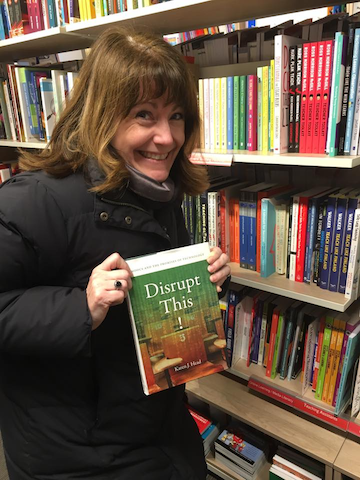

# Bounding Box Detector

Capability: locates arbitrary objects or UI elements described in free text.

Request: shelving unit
[206,451,270,480]
[230,263,354,312]
[333,438,360,480]
[0,140,47,149]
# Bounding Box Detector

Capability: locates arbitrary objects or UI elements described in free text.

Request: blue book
[25,69,40,136]
[260,198,276,278]
[225,288,244,367]
[303,202,313,283]
[47,0,57,27]
[239,192,248,269]
[248,192,257,271]
[329,195,348,291]
[344,29,360,153]
[1,2,10,38]
[319,195,337,289]
[227,76,234,150]
[335,323,360,416]
[339,194,360,293]
[0,5,5,40]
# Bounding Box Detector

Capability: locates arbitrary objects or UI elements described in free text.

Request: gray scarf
[126,163,176,203]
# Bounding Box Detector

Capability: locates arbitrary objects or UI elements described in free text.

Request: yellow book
[78,0,87,21]
[89,0,96,18]
[220,77,227,152]
[209,78,215,150]
[144,0,150,6]
[326,319,346,405]
[262,66,269,153]
[198,79,205,150]
[94,0,104,17]
[214,77,221,152]
[321,319,339,403]
[270,59,275,151]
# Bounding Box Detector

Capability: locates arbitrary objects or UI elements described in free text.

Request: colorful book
[126,242,227,395]
[315,312,335,400]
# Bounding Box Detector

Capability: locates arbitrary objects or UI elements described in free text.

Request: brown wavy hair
[19,27,209,195]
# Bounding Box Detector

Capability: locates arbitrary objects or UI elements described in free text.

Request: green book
[0,79,12,140]
[271,310,286,379]
[239,75,247,150]
[315,313,335,399]
[233,75,240,150]
[126,242,227,395]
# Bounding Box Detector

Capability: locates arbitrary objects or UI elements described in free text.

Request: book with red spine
[305,42,318,153]
[31,0,44,31]
[299,43,310,153]
[247,74,257,151]
[229,198,237,262]
[187,406,212,435]
[319,40,334,154]
[234,200,240,264]
[313,41,326,154]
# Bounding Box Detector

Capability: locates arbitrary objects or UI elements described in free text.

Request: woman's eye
[135,111,151,120]
[171,112,184,121]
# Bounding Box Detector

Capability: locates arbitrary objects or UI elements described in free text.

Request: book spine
[270,59,275,152]
[247,75,257,151]
[341,27,358,154]
[295,197,309,282]
[319,196,337,290]
[266,308,279,377]
[248,193,256,271]
[303,201,312,283]
[214,78,221,151]
[239,75,246,150]
[227,76,234,150]
[329,197,347,291]
[321,319,339,403]
[327,320,345,405]
[271,311,284,379]
[240,192,248,269]
[233,76,240,150]
[314,202,327,285]
[258,302,268,366]
[339,197,358,293]
[304,200,316,283]
[305,42,318,154]
[220,76,227,151]
[257,67,262,152]
[289,196,299,281]
[209,78,215,150]
[299,43,310,154]
[203,78,210,151]
[345,209,360,298]
[313,42,325,154]
[234,201,240,264]
[262,66,269,153]
[312,316,325,392]
[333,323,353,406]
[288,45,296,153]
[315,316,334,400]
[319,41,334,154]
[294,45,302,153]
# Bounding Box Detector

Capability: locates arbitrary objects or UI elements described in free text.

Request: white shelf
[230,263,354,312]
[0,140,47,149]
[0,0,349,62]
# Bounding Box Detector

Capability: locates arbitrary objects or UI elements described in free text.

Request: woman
[0,28,230,480]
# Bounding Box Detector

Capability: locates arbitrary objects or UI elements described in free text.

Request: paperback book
[126,242,227,395]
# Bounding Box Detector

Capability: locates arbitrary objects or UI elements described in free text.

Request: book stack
[187,406,220,456]
[0,0,174,38]
[228,287,360,414]
[214,421,267,480]
[184,181,360,297]
[270,444,325,480]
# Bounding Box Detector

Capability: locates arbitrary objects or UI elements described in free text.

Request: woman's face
[111,94,185,183]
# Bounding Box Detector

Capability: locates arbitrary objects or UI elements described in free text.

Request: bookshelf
[206,451,270,480]
[1,2,360,480]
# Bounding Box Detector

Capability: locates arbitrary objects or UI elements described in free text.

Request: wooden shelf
[0,140,47,149]
[230,263,354,312]
[333,438,360,480]
[186,373,346,467]
[206,451,270,480]
[0,0,350,62]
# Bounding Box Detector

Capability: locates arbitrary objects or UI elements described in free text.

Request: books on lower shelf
[269,443,325,480]
[126,242,227,395]
[187,405,221,456]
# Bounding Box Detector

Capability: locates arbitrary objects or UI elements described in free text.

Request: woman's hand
[207,246,231,293]
[86,253,133,331]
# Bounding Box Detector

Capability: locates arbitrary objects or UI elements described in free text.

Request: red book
[319,40,334,154]
[265,307,280,377]
[229,198,237,262]
[313,41,326,154]
[187,406,212,435]
[247,75,257,151]
[299,43,310,153]
[305,42,318,153]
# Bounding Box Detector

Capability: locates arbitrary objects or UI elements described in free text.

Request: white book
[275,203,287,274]
[214,78,221,150]
[232,296,247,365]
[40,78,56,142]
[67,71,79,99]
[209,78,215,150]
[302,317,319,396]
[198,78,204,150]
[351,358,360,417]
[274,35,302,154]
[272,455,322,480]
[207,192,216,248]
[240,295,254,360]
[220,76,227,151]
[345,208,360,298]
[289,196,299,281]
[3,81,17,140]
[203,78,210,150]
[51,70,67,120]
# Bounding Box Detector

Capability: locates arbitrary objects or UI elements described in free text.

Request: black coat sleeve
[0,175,92,358]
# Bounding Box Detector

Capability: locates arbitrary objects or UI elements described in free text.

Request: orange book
[326,319,346,405]
[312,315,325,391]
[321,319,339,403]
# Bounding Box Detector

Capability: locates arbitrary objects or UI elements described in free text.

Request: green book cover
[126,242,227,395]
[271,310,285,379]
[315,314,334,399]
[233,75,240,150]
[239,75,246,150]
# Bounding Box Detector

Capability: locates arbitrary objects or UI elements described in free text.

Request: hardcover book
[126,242,227,395]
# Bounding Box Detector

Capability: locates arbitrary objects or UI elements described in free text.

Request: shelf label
[190,152,233,166]
[248,379,296,406]
[348,421,360,437]
[295,400,348,431]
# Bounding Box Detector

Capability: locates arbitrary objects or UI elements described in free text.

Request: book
[126,242,227,395]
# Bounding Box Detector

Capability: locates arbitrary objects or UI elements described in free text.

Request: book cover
[315,313,335,400]
[233,75,240,150]
[345,208,360,299]
[288,45,296,153]
[294,44,302,153]
[305,42,318,154]
[126,242,227,395]
[299,42,310,154]
[319,40,334,154]
[247,74,257,151]
[313,41,325,154]
[339,195,359,293]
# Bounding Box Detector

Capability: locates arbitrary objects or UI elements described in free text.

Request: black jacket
[0,169,207,480]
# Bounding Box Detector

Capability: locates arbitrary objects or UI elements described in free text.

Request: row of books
[187,406,220,457]
[183,179,360,295]
[0,65,79,143]
[226,285,360,415]
[0,0,171,39]
[269,444,325,480]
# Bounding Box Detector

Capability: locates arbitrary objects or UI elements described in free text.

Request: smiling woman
[0,27,231,480]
